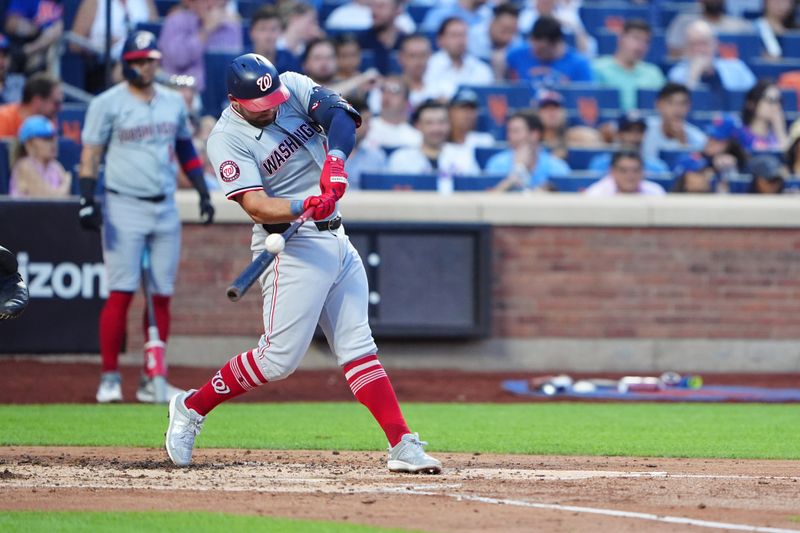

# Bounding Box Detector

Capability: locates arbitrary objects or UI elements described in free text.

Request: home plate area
[1,447,798,532]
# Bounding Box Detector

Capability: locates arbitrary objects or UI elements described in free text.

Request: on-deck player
[164,54,441,474]
[78,31,215,404]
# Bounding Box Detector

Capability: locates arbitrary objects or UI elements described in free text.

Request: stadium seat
[778,33,800,59]
[360,173,438,191]
[459,84,532,110]
[407,4,432,25]
[725,89,799,113]
[549,173,603,192]
[568,148,610,170]
[658,1,698,30]
[659,148,695,169]
[203,52,239,117]
[556,85,621,126]
[716,33,762,61]
[0,140,11,195]
[135,21,163,39]
[749,59,800,82]
[60,51,87,93]
[453,175,505,191]
[58,103,88,146]
[63,0,82,32]
[58,138,82,179]
[155,0,179,17]
[475,146,505,170]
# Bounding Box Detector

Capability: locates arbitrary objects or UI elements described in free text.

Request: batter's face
[232,99,279,128]
[128,58,159,87]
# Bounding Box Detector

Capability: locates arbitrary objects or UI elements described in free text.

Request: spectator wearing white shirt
[366,76,423,149]
[667,19,756,97]
[325,0,416,33]
[388,100,481,175]
[584,150,666,196]
[422,17,494,102]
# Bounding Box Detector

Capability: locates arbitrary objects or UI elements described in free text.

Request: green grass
[0,403,798,459]
[0,511,417,533]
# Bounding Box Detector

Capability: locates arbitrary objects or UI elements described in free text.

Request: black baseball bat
[226,207,316,302]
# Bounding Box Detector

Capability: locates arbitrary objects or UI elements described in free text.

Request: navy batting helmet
[121,30,162,83]
[227,53,290,112]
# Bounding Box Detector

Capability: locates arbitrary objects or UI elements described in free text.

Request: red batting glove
[320,153,348,200]
[302,192,337,221]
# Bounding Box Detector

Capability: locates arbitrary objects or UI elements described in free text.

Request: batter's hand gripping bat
[142,247,168,403]
[226,206,316,302]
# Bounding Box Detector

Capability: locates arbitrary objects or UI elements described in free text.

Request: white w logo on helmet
[257,73,273,92]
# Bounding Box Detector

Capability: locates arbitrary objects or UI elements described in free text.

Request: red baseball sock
[344,355,410,447]
[99,291,134,372]
[142,294,171,342]
[185,350,267,416]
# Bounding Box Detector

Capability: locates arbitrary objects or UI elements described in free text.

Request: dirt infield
[1,447,799,532]
[2,360,800,531]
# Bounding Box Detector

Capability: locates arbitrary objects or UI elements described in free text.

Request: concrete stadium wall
[120,191,800,372]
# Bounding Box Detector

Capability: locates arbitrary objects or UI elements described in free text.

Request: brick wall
[492,227,800,339]
[125,224,800,347]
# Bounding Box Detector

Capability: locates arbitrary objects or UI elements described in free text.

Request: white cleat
[136,374,184,403]
[96,372,123,403]
[165,390,204,467]
[387,433,442,474]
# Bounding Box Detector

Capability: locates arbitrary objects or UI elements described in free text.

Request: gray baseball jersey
[206,72,329,202]
[206,71,376,380]
[83,83,192,198]
[82,82,191,294]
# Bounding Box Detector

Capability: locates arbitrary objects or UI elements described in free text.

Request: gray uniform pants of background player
[252,224,378,381]
[102,193,181,295]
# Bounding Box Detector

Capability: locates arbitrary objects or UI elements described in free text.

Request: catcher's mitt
[0,245,28,320]
[0,272,28,320]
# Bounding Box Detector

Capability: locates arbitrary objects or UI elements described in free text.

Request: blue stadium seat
[58,103,88,146]
[568,148,610,170]
[579,3,651,37]
[58,138,82,178]
[203,52,239,117]
[237,1,262,19]
[60,51,87,93]
[778,33,800,59]
[360,173,438,191]
[659,148,694,169]
[63,0,82,32]
[716,33,762,62]
[748,58,800,81]
[658,1,698,30]
[475,146,505,170]
[725,89,799,113]
[556,85,620,125]
[0,139,11,195]
[549,173,603,192]
[155,0,179,17]
[459,84,532,109]
[453,175,504,191]
[135,21,163,39]
[407,4,432,25]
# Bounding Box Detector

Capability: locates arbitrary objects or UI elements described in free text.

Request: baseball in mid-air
[265,233,285,254]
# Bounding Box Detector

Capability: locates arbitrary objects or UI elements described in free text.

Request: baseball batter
[164,54,441,474]
[78,31,215,404]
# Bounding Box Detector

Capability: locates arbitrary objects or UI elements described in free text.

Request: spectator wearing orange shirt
[0,73,61,137]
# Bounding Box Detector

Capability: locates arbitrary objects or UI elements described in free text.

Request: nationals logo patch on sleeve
[219,160,241,182]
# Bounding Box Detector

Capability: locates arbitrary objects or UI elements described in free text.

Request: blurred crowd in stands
[3,0,800,198]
